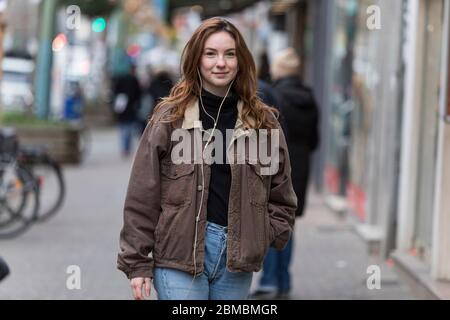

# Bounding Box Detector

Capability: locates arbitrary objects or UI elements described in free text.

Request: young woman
[117,17,297,300]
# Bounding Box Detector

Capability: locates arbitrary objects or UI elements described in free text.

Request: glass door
[414,0,444,263]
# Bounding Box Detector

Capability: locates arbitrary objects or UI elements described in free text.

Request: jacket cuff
[126,267,154,280]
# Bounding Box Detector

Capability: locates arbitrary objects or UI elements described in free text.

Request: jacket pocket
[246,160,269,206]
[153,206,180,259]
[161,162,195,206]
[239,202,268,266]
[154,205,193,262]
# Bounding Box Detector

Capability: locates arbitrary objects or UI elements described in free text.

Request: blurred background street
[0,129,415,299]
[1,0,450,299]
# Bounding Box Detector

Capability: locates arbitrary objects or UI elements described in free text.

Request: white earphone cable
[185,69,235,298]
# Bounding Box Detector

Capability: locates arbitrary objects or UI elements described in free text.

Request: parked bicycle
[0,127,65,238]
[17,146,65,222]
[0,128,39,239]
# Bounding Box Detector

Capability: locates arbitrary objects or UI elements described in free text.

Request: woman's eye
[205,52,215,56]
[226,52,236,56]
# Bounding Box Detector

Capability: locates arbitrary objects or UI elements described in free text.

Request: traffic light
[92,17,106,33]
[126,44,141,58]
[52,33,67,52]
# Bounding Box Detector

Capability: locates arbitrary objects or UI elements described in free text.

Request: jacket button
[197,185,203,191]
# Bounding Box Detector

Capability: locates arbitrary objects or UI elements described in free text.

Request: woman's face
[199,31,238,96]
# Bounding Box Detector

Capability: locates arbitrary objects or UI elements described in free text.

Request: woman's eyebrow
[204,48,236,51]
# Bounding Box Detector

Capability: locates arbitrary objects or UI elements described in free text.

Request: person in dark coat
[112,64,142,157]
[256,50,288,134]
[137,69,174,134]
[271,49,319,217]
[252,47,319,299]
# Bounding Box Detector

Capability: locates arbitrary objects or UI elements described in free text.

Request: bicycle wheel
[0,164,39,239]
[32,158,65,222]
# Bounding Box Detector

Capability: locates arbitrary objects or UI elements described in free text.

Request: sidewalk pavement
[0,128,416,299]
[0,128,137,299]
[250,190,417,299]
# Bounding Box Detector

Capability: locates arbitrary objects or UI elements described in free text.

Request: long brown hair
[150,17,279,129]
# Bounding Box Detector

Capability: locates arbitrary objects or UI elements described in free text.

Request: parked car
[1,54,35,112]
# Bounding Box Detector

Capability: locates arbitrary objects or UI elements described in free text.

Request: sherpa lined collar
[181,99,254,130]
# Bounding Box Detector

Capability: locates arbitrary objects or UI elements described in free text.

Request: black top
[199,89,238,227]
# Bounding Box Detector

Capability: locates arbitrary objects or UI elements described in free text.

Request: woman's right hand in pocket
[130,277,151,300]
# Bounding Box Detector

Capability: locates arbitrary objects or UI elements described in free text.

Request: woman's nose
[216,55,226,67]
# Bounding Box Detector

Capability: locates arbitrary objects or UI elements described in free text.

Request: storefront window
[413,0,444,263]
[324,0,358,202]
[345,0,383,222]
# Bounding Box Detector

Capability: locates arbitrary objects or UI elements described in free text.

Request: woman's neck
[200,87,238,113]
[202,83,229,97]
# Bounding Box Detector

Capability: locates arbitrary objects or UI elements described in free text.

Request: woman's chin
[212,79,233,88]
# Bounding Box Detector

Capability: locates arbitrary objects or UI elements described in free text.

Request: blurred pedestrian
[251,47,320,299]
[63,81,84,122]
[256,50,276,106]
[137,68,174,134]
[257,50,272,84]
[117,17,297,300]
[112,64,142,157]
[256,50,287,131]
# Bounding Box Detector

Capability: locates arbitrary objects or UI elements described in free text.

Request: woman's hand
[130,277,151,300]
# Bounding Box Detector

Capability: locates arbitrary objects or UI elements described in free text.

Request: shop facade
[393,0,450,298]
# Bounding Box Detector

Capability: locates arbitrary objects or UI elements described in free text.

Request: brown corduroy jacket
[117,99,297,279]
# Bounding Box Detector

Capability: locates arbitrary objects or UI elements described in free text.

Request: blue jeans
[118,122,135,155]
[153,222,253,300]
[258,237,293,294]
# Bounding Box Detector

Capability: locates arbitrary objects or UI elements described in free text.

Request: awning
[271,0,300,14]
[168,0,264,19]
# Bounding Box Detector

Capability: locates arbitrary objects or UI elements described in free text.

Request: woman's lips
[213,72,228,78]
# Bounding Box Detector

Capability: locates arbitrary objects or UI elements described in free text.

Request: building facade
[267,0,450,298]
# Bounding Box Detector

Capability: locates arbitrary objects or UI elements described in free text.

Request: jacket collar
[181,98,259,158]
[181,98,253,130]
